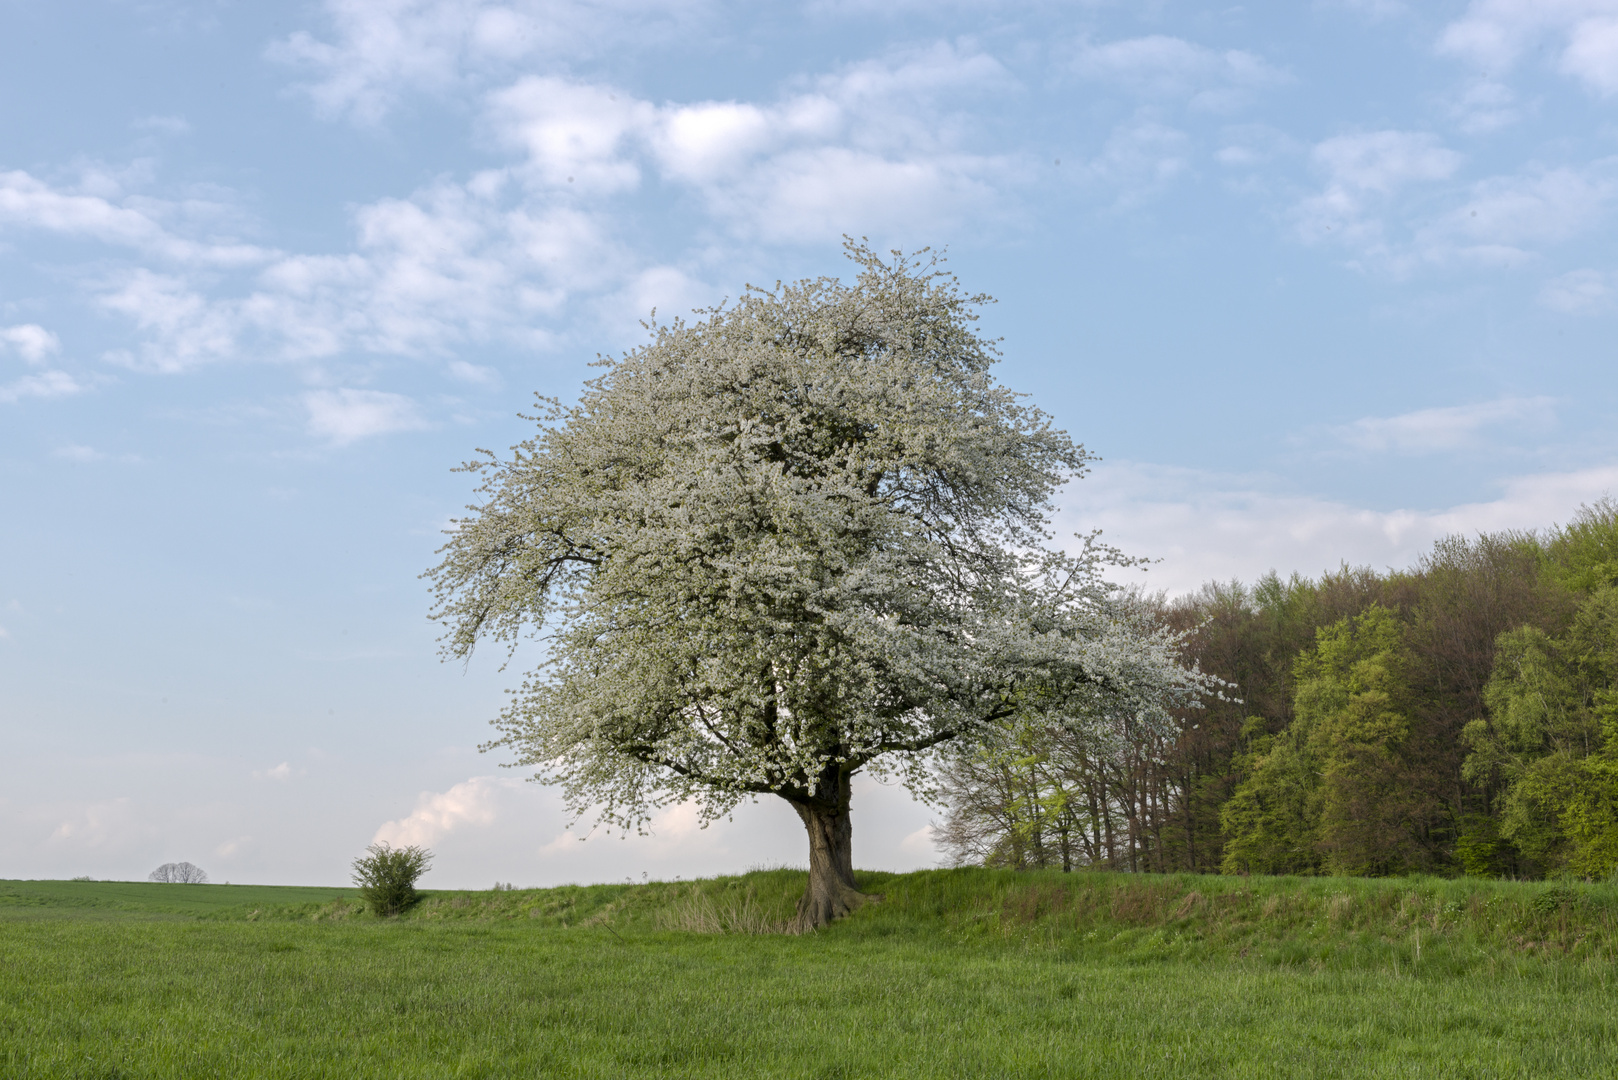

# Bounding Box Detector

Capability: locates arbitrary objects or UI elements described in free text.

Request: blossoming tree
[427,245,1208,929]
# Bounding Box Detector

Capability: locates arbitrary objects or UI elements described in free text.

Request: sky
[3,0,1617,889]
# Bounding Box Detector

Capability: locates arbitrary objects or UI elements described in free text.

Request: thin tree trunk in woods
[788,771,876,932]
[1084,774,1103,866]
[1099,774,1116,868]
[1181,768,1197,872]
[1029,761,1046,868]
[1150,773,1167,873]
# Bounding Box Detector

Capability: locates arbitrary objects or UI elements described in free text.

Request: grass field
[4,870,1617,1078]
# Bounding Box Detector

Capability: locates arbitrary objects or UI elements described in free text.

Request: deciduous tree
[427,245,1208,928]
[148,861,208,884]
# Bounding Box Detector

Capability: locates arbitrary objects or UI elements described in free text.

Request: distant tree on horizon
[149,861,208,884]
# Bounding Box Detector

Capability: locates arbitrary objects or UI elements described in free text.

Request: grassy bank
[26,867,1610,971]
[3,870,1617,1077]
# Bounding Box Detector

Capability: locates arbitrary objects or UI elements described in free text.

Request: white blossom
[427,243,1211,915]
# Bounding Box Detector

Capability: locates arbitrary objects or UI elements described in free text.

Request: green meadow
[4,869,1617,1078]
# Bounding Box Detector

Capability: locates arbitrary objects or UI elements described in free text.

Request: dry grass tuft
[1171,891,1203,920]
[1326,893,1354,926]
[656,886,787,935]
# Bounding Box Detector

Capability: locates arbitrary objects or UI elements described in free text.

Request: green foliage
[1543,498,1618,595]
[1221,606,1425,876]
[1218,718,1319,875]
[934,706,1172,873]
[352,843,432,916]
[1454,813,1509,878]
[1296,605,1420,875]
[1460,586,1618,878]
[939,520,1618,883]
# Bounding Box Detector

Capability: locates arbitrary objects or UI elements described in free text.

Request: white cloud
[272,0,714,124]
[7,43,1021,380]
[1419,166,1617,264]
[1292,131,1461,268]
[824,39,1014,109]
[1439,1,1618,96]
[47,798,141,849]
[71,178,621,372]
[804,0,1043,15]
[0,170,273,268]
[305,388,431,444]
[1212,124,1298,177]
[100,270,240,373]
[488,77,656,193]
[1074,118,1192,205]
[1541,267,1617,311]
[374,775,517,848]
[1333,396,1556,453]
[729,147,1005,243]
[1447,78,1522,133]
[246,189,593,364]
[134,115,191,136]
[258,762,293,781]
[612,264,711,326]
[0,370,83,404]
[1060,460,1618,597]
[447,359,499,384]
[1294,132,1616,273]
[651,100,786,183]
[1562,14,1618,93]
[1313,131,1461,195]
[484,44,1016,243]
[53,444,105,463]
[1327,0,1410,18]
[0,329,78,406]
[1072,35,1285,110]
[899,823,938,857]
[0,324,61,364]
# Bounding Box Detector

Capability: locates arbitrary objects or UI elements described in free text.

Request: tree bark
[788,769,874,932]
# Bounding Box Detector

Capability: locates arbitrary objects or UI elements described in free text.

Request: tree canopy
[427,244,1209,928]
[148,861,208,884]
[933,500,1618,883]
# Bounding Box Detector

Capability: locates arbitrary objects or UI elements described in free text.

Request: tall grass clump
[656,883,787,934]
[352,843,432,916]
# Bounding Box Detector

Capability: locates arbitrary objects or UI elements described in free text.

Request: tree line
[936,500,1618,880]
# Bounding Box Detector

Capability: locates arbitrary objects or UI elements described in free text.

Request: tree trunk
[788,770,874,932]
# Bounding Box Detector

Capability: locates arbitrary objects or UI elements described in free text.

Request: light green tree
[1222,605,1419,876]
[427,245,1209,928]
[1464,586,1618,877]
[1219,716,1320,875]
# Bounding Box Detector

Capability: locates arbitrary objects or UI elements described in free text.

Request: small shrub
[1531,884,1581,916]
[352,843,432,916]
